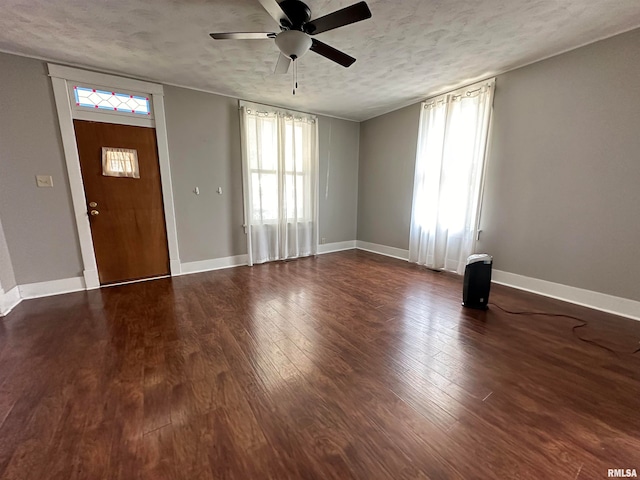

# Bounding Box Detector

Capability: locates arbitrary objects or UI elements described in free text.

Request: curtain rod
[423,81,493,108]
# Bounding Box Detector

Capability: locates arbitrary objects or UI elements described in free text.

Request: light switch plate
[35,175,53,188]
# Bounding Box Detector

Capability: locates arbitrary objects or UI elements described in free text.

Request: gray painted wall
[318,116,360,244]
[478,28,640,301]
[164,85,361,263]
[0,217,16,291]
[5,27,636,302]
[356,28,640,301]
[0,56,360,284]
[357,103,420,249]
[164,87,246,263]
[0,53,83,285]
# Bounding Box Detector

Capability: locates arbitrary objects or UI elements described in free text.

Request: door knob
[90,210,99,216]
[89,202,98,207]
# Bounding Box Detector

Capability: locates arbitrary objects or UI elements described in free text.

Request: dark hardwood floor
[1,250,639,479]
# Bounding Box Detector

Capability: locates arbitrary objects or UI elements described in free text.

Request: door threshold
[100,275,171,289]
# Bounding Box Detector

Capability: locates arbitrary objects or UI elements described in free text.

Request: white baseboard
[353,241,640,322]
[356,240,409,261]
[0,286,21,316]
[1,277,86,317]
[492,270,640,322]
[182,244,360,272]
[317,240,357,254]
[19,277,86,299]
[6,246,638,323]
[180,254,248,275]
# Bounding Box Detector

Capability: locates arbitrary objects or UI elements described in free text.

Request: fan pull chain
[292,59,298,95]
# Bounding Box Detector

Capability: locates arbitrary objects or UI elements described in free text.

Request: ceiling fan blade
[274,53,292,74]
[209,32,276,40]
[256,0,291,26]
[305,1,372,35]
[310,39,356,67]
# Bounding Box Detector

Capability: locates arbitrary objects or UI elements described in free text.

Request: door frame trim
[48,64,181,288]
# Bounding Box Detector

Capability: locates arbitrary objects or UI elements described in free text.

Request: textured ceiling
[1,0,639,121]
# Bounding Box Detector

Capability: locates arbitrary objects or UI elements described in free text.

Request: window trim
[67,82,154,125]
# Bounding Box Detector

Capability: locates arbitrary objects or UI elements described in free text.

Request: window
[239,102,319,265]
[246,115,278,222]
[244,113,312,223]
[73,86,151,115]
[102,147,140,178]
[408,79,495,274]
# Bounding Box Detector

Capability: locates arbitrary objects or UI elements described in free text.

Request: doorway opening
[49,64,181,289]
[74,120,169,285]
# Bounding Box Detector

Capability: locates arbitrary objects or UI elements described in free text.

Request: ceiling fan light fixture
[275,30,312,60]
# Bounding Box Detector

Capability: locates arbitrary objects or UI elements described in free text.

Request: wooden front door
[74,120,169,285]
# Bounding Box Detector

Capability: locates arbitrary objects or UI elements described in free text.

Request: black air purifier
[462,254,493,309]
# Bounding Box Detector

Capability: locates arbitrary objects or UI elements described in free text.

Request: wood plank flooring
[1,250,639,479]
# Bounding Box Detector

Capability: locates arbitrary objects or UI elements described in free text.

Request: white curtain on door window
[409,79,495,274]
[101,147,140,178]
[239,101,319,266]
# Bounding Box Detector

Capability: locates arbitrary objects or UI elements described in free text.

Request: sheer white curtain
[409,79,495,274]
[239,101,319,266]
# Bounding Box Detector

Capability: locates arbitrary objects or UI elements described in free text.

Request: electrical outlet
[35,175,53,188]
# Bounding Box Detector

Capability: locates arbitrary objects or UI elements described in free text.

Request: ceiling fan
[209,0,372,74]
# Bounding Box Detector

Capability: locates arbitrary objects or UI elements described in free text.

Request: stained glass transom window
[73,86,151,115]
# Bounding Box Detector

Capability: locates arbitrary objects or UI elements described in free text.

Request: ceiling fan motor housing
[278,0,312,28]
[275,30,312,59]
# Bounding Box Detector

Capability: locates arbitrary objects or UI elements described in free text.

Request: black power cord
[489,302,640,356]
